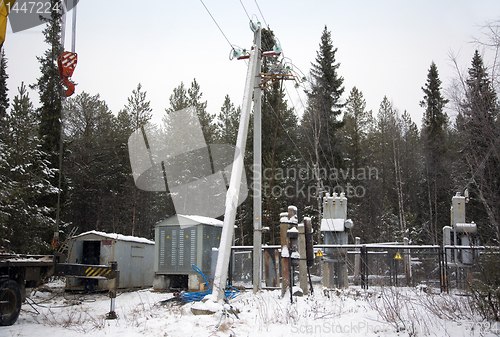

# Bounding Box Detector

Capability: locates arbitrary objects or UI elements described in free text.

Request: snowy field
[1,280,499,337]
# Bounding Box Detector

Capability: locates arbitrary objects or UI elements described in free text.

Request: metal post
[60,0,67,48]
[252,27,262,294]
[106,261,118,320]
[212,24,260,301]
[71,0,77,53]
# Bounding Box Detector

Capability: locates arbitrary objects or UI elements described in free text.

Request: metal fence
[227,244,490,292]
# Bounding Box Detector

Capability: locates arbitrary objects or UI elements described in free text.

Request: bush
[470,249,500,321]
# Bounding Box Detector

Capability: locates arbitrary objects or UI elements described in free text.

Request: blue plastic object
[172,264,240,304]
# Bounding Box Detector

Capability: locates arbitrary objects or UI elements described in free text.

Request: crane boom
[0,1,16,48]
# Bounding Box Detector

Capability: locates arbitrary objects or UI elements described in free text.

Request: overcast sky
[4,0,500,128]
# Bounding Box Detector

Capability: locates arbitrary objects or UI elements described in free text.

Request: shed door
[131,245,145,287]
[82,241,100,265]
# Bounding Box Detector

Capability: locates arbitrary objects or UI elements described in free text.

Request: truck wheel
[0,279,22,326]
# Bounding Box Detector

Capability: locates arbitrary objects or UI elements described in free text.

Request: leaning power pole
[211,20,286,300]
[212,21,261,301]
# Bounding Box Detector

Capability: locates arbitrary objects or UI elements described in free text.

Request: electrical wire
[254,0,268,29]
[239,0,251,21]
[199,0,234,49]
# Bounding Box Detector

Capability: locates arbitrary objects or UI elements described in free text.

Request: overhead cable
[199,0,233,48]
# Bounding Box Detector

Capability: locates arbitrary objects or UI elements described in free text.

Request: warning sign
[316,250,323,257]
[394,251,402,260]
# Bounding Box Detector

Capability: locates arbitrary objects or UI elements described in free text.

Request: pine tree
[398,111,424,242]
[341,87,374,241]
[165,82,189,114]
[216,94,240,145]
[370,96,399,242]
[375,96,397,196]
[343,86,372,173]
[121,84,153,236]
[420,61,450,244]
[188,79,215,144]
[259,28,299,245]
[63,92,118,234]
[123,83,152,130]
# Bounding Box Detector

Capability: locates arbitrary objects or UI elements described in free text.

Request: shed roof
[157,214,223,227]
[73,230,154,245]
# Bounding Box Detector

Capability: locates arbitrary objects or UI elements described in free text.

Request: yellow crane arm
[0,1,16,47]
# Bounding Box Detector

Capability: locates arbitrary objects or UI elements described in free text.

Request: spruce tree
[34,0,63,158]
[420,61,450,244]
[300,26,345,236]
[305,25,345,170]
[2,83,55,253]
[0,49,9,128]
[30,0,64,241]
[459,50,500,240]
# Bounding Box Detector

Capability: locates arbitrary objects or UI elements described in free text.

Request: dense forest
[1,10,499,254]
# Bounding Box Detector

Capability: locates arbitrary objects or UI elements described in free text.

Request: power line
[199,0,233,48]
[254,0,268,28]
[239,0,251,21]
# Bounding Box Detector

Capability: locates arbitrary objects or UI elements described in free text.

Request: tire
[0,279,22,326]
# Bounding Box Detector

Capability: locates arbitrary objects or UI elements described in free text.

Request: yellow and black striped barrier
[85,266,112,278]
[54,263,117,279]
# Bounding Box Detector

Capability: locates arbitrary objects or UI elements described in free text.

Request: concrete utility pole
[253,27,262,294]
[212,22,261,301]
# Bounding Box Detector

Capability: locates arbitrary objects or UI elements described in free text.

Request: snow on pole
[211,26,260,302]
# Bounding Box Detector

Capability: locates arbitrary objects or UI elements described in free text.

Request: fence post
[360,245,368,290]
[298,224,308,295]
[280,212,290,297]
[354,237,361,285]
[404,237,411,286]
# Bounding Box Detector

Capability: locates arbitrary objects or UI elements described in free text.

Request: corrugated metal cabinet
[154,214,223,289]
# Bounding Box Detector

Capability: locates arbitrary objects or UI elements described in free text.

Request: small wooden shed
[66,231,155,291]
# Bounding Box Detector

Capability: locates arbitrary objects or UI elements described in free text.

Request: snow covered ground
[1,280,499,337]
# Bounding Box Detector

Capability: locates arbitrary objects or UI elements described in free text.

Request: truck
[0,251,118,326]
